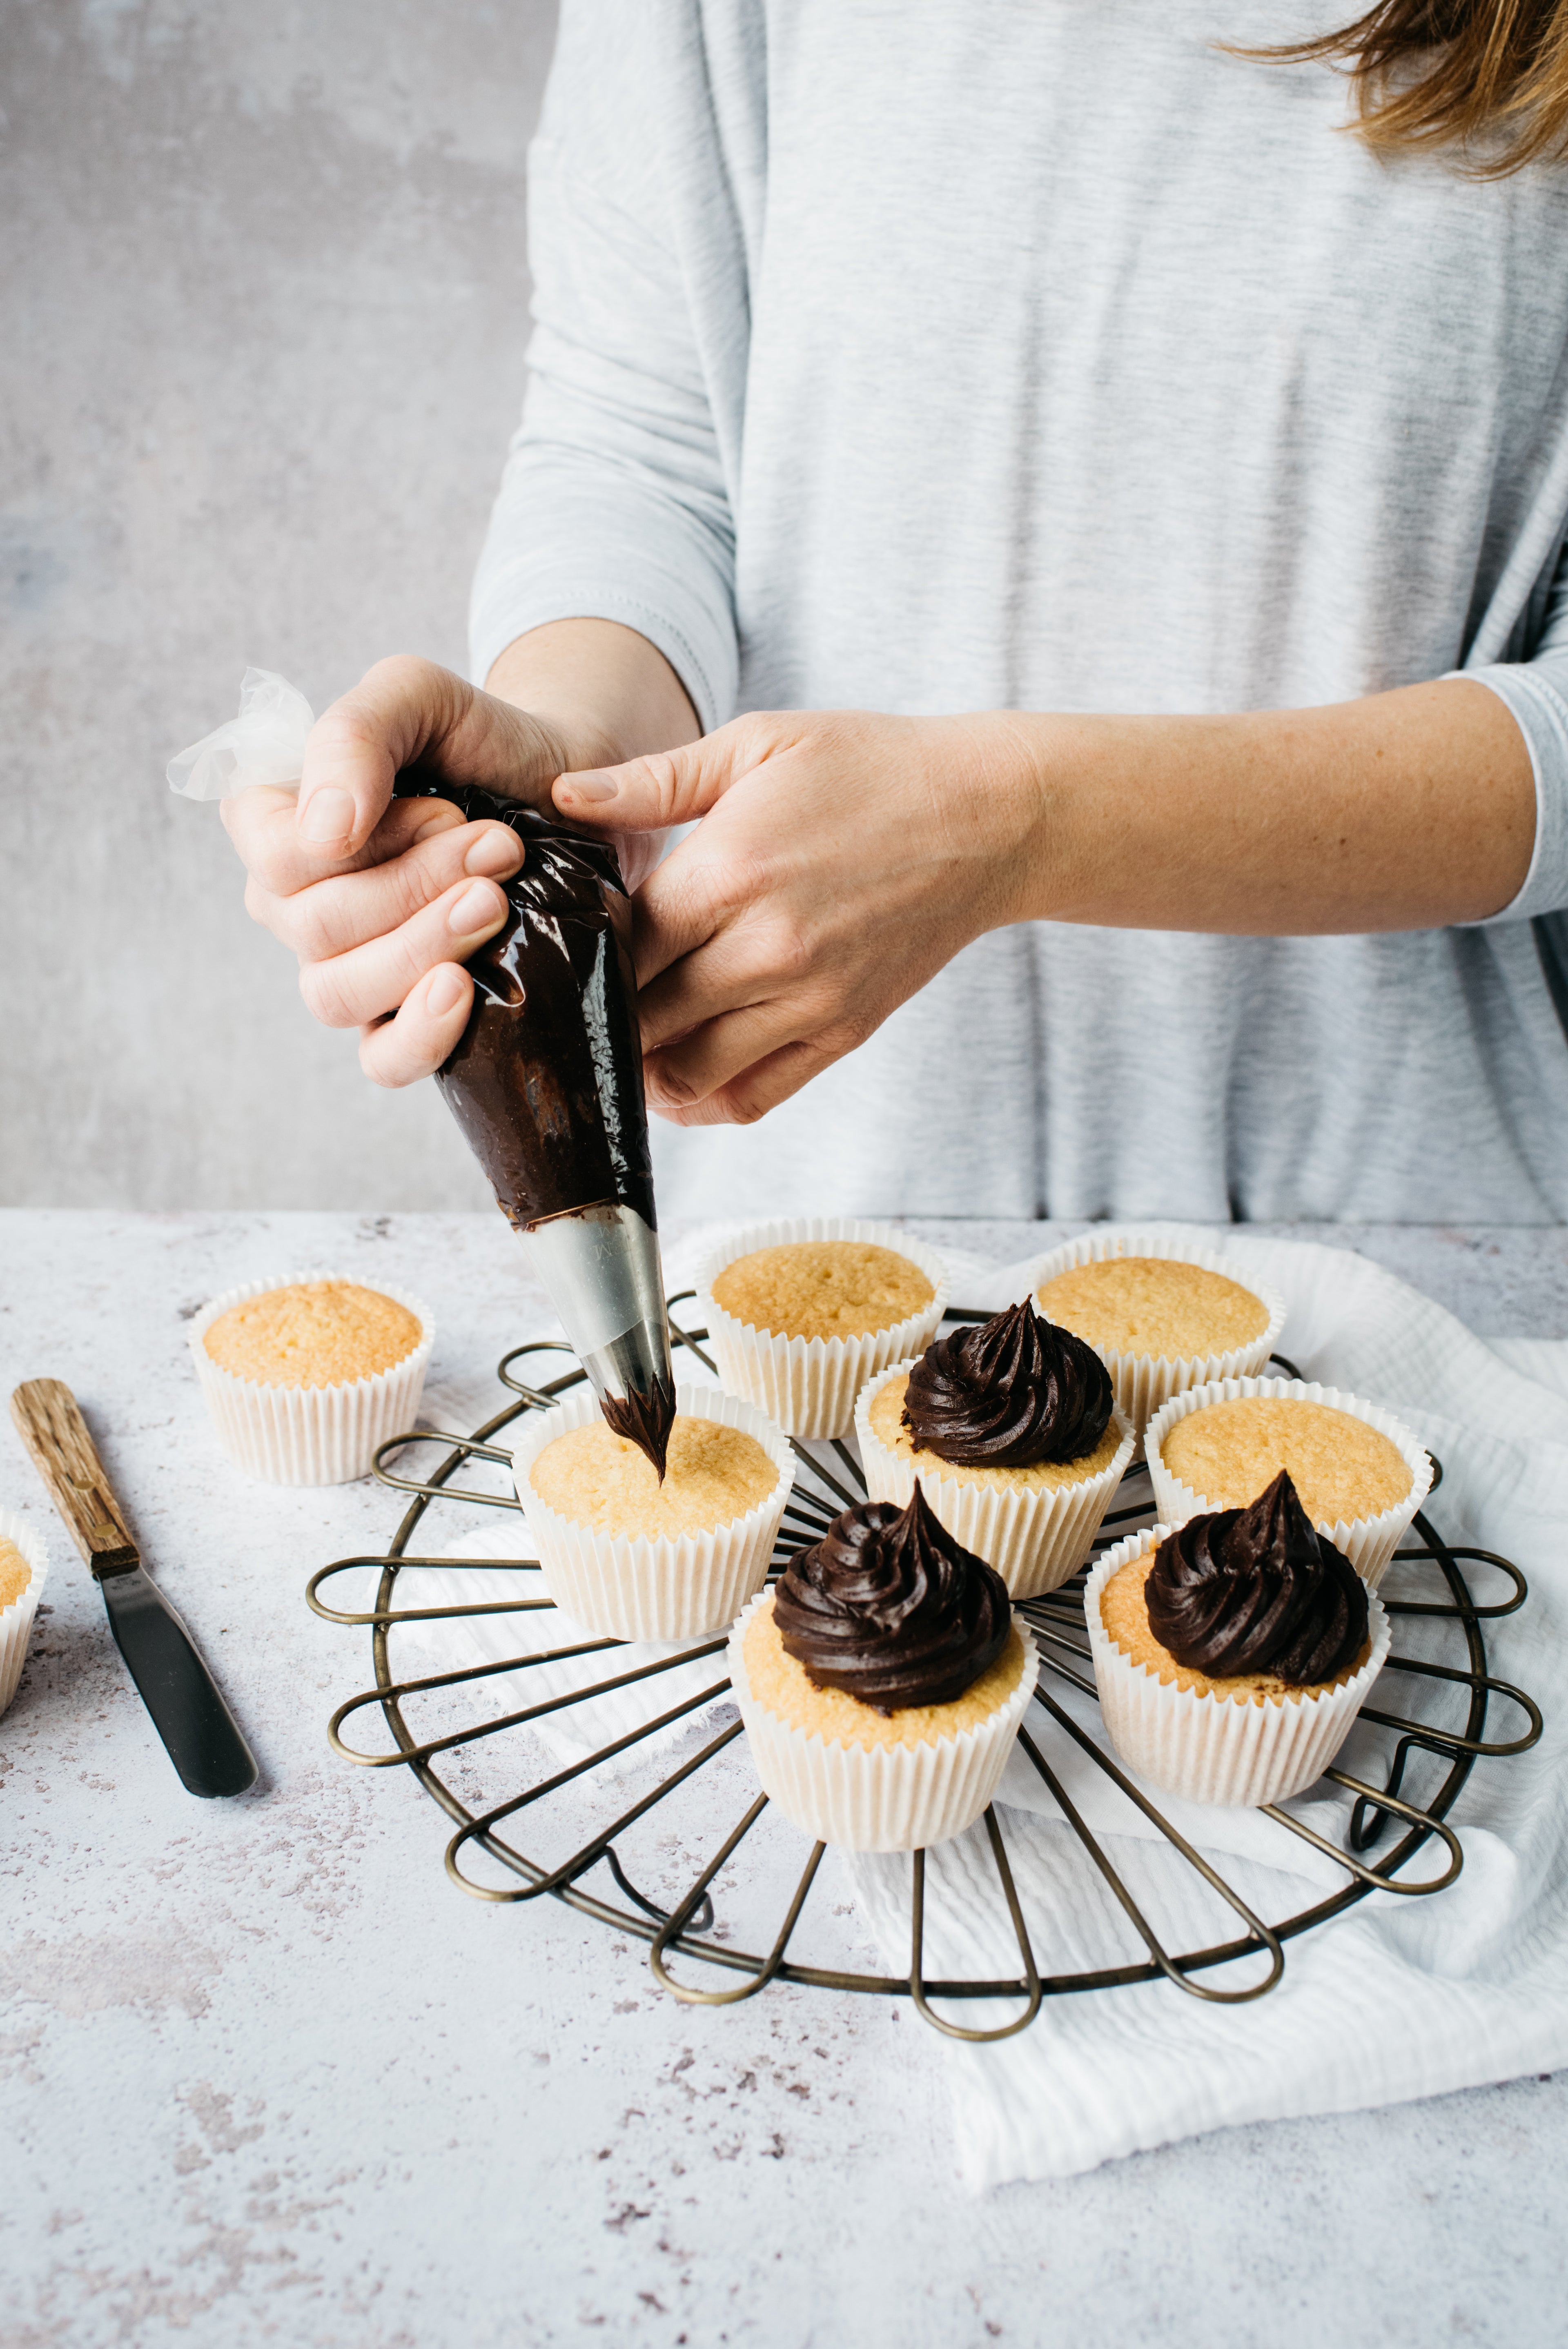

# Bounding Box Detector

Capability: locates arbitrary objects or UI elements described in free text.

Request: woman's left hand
[553,710,1039,1126]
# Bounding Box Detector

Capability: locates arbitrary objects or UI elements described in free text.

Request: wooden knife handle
[9,1379,140,1576]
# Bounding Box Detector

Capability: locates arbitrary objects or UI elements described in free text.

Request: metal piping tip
[519,1203,675,1478]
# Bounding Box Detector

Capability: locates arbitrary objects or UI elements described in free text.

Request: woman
[225,1,1568,1222]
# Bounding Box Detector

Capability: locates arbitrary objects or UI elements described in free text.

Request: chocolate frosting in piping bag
[902,1299,1114,1467]
[773,1485,1013,1713]
[395,778,675,1477]
[1145,1470,1369,1685]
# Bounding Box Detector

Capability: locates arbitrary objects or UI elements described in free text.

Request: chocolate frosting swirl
[1145,1471,1369,1686]
[772,1484,1013,1713]
[902,1299,1114,1467]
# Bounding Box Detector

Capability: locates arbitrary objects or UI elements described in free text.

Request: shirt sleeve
[468,2,740,731]
[1461,531,1568,924]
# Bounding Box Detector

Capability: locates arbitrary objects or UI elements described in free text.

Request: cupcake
[189,1273,434,1485]
[695,1218,949,1438]
[856,1300,1135,1599]
[1023,1230,1286,1437]
[1086,1472,1392,1806]
[1145,1376,1431,1588]
[728,1484,1037,1851]
[0,1509,49,1719]
[510,1380,794,1641]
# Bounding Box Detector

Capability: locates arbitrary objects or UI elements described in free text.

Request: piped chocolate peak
[772,1484,1012,1714]
[902,1298,1114,1467]
[600,1379,676,1483]
[1146,1470,1369,1686]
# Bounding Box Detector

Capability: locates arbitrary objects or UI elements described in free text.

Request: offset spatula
[9,1378,257,1798]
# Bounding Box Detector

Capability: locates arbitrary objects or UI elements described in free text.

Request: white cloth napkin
[843,1226,1568,2184]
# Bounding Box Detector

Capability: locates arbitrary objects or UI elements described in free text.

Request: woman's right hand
[222,627,700,1086]
[223,654,592,1087]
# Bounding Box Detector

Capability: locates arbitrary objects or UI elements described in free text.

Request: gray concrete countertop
[3,1211,1566,2349]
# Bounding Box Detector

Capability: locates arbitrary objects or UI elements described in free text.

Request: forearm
[485,618,701,774]
[995,678,1536,935]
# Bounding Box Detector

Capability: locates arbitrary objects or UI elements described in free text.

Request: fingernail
[427,964,468,1017]
[412,807,463,842]
[449,879,502,933]
[558,773,618,804]
[464,826,522,877]
[299,787,356,844]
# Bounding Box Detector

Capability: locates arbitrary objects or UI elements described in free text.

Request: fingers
[642,982,860,1117]
[553,711,794,834]
[360,963,475,1088]
[246,817,523,960]
[223,784,469,897]
[299,875,512,1029]
[633,902,808,1053]
[649,1035,844,1129]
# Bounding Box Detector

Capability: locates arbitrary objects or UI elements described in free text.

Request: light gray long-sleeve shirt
[470,0,1568,1225]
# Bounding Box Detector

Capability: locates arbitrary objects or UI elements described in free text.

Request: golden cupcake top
[710,1239,933,1341]
[528,1414,777,1538]
[1037,1256,1270,1361]
[868,1371,1124,1492]
[0,1537,33,1610]
[203,1280,423,1389]
[1160,1395,1411,1526]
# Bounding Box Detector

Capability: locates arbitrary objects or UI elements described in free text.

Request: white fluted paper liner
[510,1381,794,1642]
[854,1360,1136,1600]
[0,1509,50,1719]
[1018,1227,1287,1438]
[1145,1374,1433,1590]
[1085,1527,1392,1807]
[727,1593,1038,1852]
[693,1218,949,1439]
[188,1272,434,1486]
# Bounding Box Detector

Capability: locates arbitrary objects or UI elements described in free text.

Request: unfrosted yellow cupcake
[0,1510,49,1719]
[696,1218,949,1438]
[511,1382,795,1641]
[189,1271,434,1485]
[203,1279,422,1387]
[1022,1231,1286,1436]
[712,1241,934,1341]
[528,1413,778,1539]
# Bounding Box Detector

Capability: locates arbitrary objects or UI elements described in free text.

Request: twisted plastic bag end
[167,667,315,800]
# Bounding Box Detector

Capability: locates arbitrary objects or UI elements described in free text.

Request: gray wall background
[3,0,563,1208]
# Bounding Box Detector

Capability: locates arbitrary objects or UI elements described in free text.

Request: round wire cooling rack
[307,1295,1543,2043]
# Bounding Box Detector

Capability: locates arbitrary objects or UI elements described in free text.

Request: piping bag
[169,669,676,1477]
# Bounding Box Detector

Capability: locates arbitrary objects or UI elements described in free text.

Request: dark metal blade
[98,1567,258,1798]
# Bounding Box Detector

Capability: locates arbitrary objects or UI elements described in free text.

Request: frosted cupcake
[190,1273,434,1486]
[0,1510,49,1719]
[511,1380,794,1641]
[695,1218,949,1439]
[1086,1472,1391,1806]
[1146,1376,1430,1588]
[856,1300,1134,1599]
[1025,1231,1285,1437]
[728,1484,1036,1851]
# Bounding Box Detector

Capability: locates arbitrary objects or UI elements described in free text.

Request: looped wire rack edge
[307,1294,1543,2042]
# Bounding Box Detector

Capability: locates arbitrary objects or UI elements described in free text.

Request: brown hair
[1246,2,1568,174]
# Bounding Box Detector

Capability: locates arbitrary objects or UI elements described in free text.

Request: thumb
[296,656,471,855]
[552,717,770,832]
